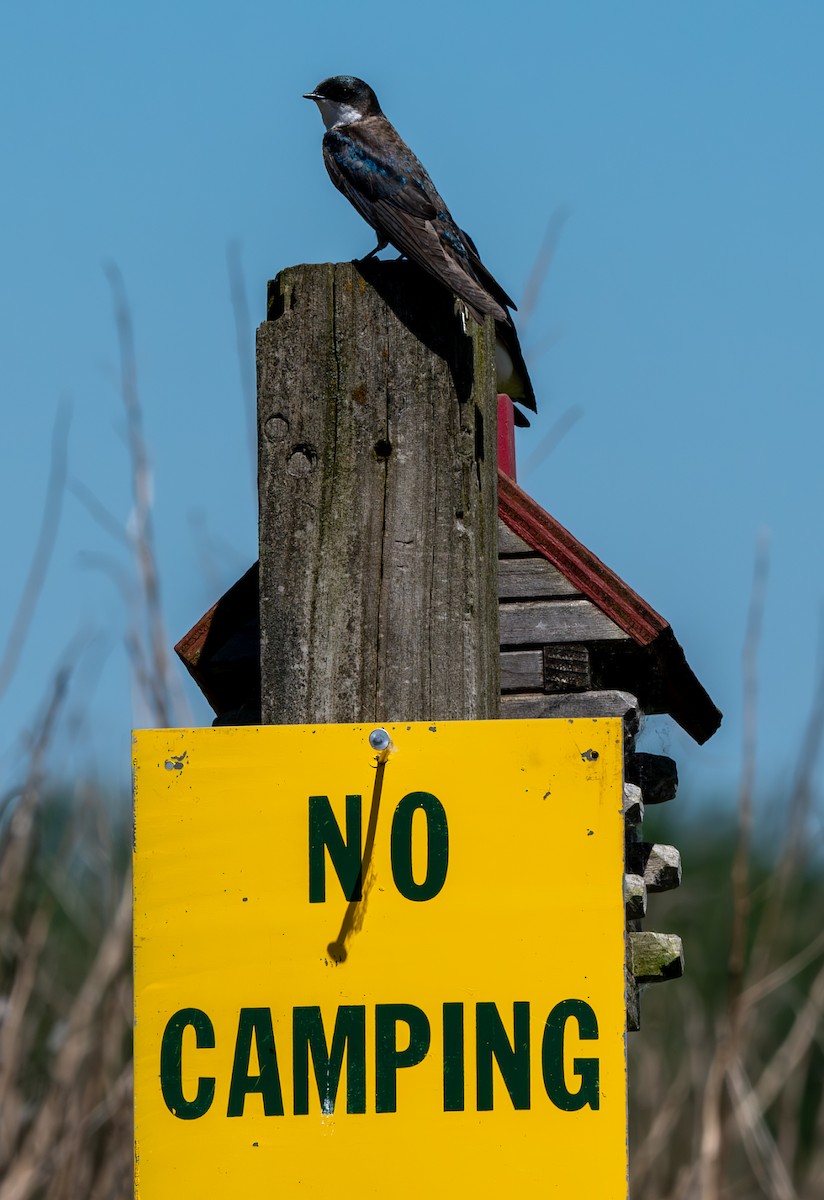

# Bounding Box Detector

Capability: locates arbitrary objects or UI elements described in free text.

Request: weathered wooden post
[257,260,499,725]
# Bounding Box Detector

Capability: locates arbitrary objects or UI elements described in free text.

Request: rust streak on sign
[328,759,387,964]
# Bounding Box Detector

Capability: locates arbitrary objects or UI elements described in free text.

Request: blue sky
[2,2,823,810]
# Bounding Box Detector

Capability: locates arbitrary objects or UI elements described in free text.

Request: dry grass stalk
[0,674,133,1199]
[0,406,70,702]
[103,261,187,729]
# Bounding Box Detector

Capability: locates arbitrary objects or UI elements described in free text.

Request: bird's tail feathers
[495,319,537,414]
[459,227,517,313]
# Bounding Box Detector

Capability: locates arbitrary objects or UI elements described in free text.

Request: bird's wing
[459,227,535,418]
[322,126,439,220]
[323,124,508,323]
[459,228,517,313]
[371,200,508,323]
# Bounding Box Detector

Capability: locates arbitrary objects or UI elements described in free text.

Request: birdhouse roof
[497,469,721,744]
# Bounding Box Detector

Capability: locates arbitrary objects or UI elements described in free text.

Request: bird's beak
[303,92,319,101]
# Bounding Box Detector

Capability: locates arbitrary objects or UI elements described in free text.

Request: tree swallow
[304,75,537,426]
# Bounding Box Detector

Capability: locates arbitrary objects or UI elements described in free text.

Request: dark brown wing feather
[370,199,507,322]
[459,227,517,313]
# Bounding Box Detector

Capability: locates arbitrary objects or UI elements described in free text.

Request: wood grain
[498,556,580,599]
[258,261,499,724]
[500,649,543,691]
[497,519,532,555]
[500,689,640,735]
[499,599,626,645]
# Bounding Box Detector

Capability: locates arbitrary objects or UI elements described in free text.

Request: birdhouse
[177,401,720,748]
[495,399,720,745]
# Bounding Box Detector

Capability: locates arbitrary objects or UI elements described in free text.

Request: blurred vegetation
[629,810,824,1198]
[2,777,823,1197]
[0,782,132,1200]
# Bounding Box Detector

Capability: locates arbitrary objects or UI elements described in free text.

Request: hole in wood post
[286,445,317,477]
[266,280,284,321]
[373,439,392,461]
[265,279,297,320]
[264,414,289,442]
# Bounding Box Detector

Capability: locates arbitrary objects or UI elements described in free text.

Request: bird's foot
[357,238,389,263]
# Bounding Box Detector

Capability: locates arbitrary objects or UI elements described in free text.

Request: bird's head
[303,76,382,130]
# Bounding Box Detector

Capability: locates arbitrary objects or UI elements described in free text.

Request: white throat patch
[314,97,364,131]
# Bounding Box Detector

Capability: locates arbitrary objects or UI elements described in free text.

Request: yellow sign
[133,719,627,1198]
